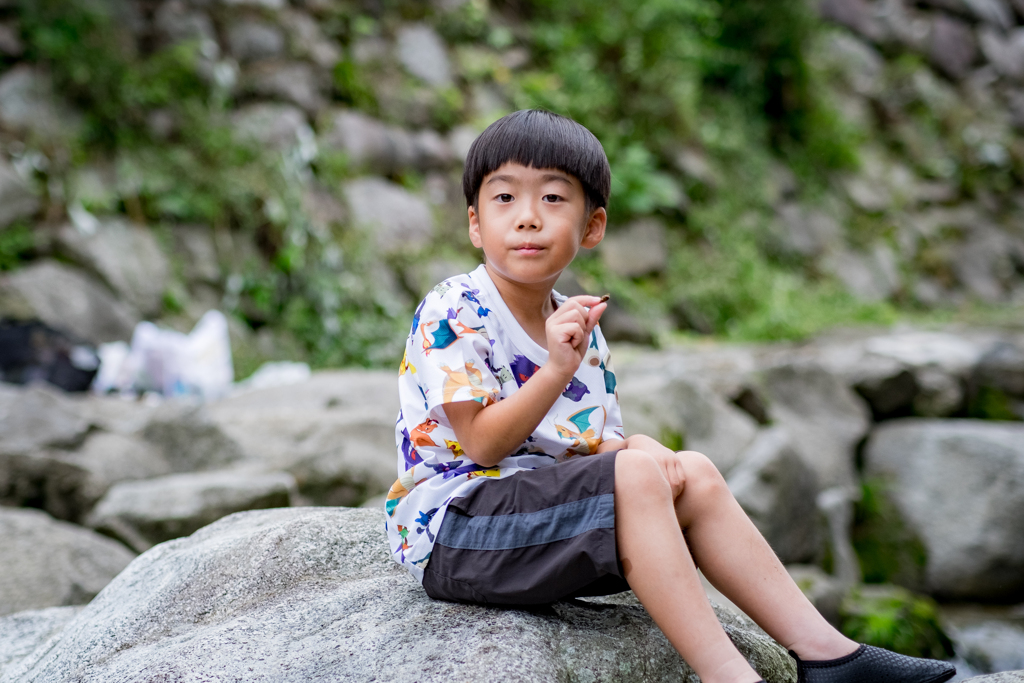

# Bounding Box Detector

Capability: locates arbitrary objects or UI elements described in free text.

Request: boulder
[0,260,139,344]
[930,14,979,80]
[1,508,798,682]
[864,419,1024,601]
[0,606,83,676]
[755,363,871,491]
[318,109,453,174]
[396,23,453,87]
[969,340,1024,418]
[818,0,881,40]
[821,243,901,302]
[962,673,1024,682]
[771,203,843,258]
[599,218,668,278]
[952,227,1023,303]
[342,177,435,254]
[0,507,135,617]
[141,403,246,474]
[953,621,1024,674]
[618,372,759,476]
[245,61,326,114]
[727,428,822,564]
[0,383,89,456]
[280,10,341,69]
[207,370,398,505]
[0,23,24,58]
[86,470,296,552]
[225,18,285,62]
[231,102,315,155]
[0,159,38,230]
[152,0,217,50]
[0,65,82,140]
[978,27,1024,81]
[170,224,221,285]
[820,31,886,98]
[55,218,171,317]
[0,430,169,524]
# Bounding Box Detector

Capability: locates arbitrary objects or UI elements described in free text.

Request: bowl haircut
[462,109,611,213]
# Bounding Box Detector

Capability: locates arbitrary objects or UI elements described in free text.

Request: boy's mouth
[514,243,544,254]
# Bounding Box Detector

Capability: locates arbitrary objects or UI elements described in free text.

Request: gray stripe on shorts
[437,493,615,551]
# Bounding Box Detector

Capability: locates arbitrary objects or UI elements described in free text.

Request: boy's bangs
[462,110,611,209]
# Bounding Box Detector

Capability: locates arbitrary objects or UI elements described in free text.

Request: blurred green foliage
[9,0,921,369]
[840,585,954,659]
[853,478,929,588]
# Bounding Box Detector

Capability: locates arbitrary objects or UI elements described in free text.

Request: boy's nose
[515,202,542,230]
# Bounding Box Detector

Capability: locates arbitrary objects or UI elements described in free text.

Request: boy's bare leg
[625,435,858,661]
[615,449,763,683]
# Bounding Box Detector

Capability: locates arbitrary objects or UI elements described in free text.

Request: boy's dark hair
[462,109,611,212]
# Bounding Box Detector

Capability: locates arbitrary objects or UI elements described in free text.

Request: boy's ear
[580,207,607,249]
[468,205,483,248]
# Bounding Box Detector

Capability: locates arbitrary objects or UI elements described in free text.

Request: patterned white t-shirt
[386,264,624,583]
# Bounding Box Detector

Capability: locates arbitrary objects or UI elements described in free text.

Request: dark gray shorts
[422,450,630,606]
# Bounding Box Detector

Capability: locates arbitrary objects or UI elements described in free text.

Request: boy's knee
[615,448,671,499]
[677,450,728,496]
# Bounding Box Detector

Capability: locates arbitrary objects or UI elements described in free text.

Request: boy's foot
[789,644,955,683]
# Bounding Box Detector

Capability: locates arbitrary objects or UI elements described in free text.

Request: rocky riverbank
[2,325,1024,679]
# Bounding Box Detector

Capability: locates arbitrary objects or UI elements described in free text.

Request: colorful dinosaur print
[399,350,416,376]
[411,419,440,448]
[511,354,540,387]
[426,460,500,480]
[562,376,591,402]
[399,427,422,471]
[444,439,465,457]
[601,351,617,395]
[440,361,498,404]
[385,467,427,516]
[555,405,606,456]
[420,319,461,355]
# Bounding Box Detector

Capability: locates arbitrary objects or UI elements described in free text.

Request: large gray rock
[930,14,979,80]
[0,383,89,456]
[342,177,435,254]
[962,672,1024,682]
[0,159,38,230]
[208,370,398,505]
[978,27,1024,81]
[225,18,285,62]
[170,224,221,285]
[245,61,326,114]
[0,507,135,617]
[396,23,453,87]
[86,470,295,552]
[55,218,171,316]
[231,102,315,155]
[755,363,871,491]
[141,403,246,474]
[318,109,453,174]
[953,621,1024,674]
[821,243,901,302]
[0,65,82,140]
[818,0,881,40]
[600,218,668,278]
[728,428,822,564]
[152,0,217,49]
[618,371,759,476]
[1,508,797,682]
[1,430,169,524]
[0,260,139,344]
[772,203,843,258]
[865,419,1024,601]
[0,606,83,676]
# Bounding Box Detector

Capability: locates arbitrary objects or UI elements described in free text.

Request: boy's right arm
[443,295,607,467]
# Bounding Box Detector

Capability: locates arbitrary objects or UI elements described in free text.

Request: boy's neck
[483,262,557,348]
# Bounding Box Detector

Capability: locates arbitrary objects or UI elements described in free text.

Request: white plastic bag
[92,310,233,401]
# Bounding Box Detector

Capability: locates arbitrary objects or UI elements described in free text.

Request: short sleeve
[595,326,625,442]
[406,290,501,418]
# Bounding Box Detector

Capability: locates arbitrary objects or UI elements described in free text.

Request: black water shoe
[789,644,955,683]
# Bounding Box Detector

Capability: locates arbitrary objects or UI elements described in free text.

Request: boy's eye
[543,194,562,203]
[497,194,513,203]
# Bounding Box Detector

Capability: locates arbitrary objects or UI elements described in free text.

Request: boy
[386,110,955,683]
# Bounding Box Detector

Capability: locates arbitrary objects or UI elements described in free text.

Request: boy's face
[468,162,606,290]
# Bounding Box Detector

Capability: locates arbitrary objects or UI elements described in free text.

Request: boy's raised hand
[545,295,607,380]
